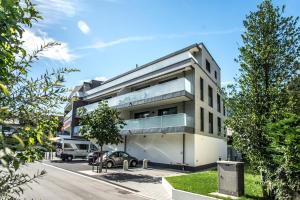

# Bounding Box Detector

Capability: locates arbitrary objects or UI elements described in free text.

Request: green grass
[166,170,262,200]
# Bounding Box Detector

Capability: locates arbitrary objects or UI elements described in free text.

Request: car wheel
[106,161,113,168]
[67,155,73,161]
[131,160,137,167]
[62,158,65,161]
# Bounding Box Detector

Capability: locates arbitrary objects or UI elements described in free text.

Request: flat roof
[99,43,200,86]
[80,43,221,94]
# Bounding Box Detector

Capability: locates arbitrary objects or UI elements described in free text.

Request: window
[223,104,226,116]
[208,85,213,107]
[158,107,177,116]
[209,112,213,134]
[64,143,73,149]
[200,77,204,101]
[218,117,221,135]
[217,94,221,112]
[120,152,129,158]
[158,77,177,84]
[134,111,150,119]
[206,59,211,73]
[200,107,204,132]
[76,144,89,150]
[110,152,119,158]
[215,71,217,79]
[90,144,98,151]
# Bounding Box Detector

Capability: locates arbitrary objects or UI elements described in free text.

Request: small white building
[63,43,227,170]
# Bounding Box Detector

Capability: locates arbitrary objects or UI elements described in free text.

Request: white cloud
[79,76,108,84]
[22,29,75,62]
[94,76,108,82]
[34,0,81,26]
[77,20,90,34]
[221,80,234,87]
[80,28,242,50]
[82,36,154,49]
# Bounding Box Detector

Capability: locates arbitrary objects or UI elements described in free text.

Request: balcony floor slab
[121,126,194,135]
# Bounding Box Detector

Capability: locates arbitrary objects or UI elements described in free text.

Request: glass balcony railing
[73,126,82,136]
[81,77,193,113]
[64,110,72,121]
[122,113,194,130]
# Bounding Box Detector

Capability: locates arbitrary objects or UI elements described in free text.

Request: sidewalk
[43,160,186,200]
[79,167,186,200]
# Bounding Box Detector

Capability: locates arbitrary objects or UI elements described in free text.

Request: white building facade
[63,43,227,170]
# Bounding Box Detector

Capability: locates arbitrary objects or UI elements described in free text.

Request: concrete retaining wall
[172,189,219,200]
[162,177,220,200]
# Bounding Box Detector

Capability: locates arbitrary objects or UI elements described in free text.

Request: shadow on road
[101,173,161,184]
[50,160,87,164]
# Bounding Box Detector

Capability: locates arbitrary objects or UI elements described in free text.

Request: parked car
[55,138,98,161]
[97,151,138,168]
[87,150,108,165]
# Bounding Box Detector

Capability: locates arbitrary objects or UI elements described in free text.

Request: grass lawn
[166,170,262,200]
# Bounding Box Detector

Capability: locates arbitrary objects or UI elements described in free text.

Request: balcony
[81,77,193,113]
[121,113,194,135]
[64,110,72,121]
[73,113,194,136]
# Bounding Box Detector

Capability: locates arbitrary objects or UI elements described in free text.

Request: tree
[267,114,300,199]
[78,101,125,173]
[225,0,300,199]
[0,0,76,199]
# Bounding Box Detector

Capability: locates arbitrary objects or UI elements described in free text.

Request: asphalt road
[19,162,149,200]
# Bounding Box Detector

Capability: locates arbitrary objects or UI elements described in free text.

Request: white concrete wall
[193,52,225,136]
[102,142,125,152]
[125,134,194,166]
[194,134,227,166]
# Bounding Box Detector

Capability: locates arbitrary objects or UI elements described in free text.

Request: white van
[55,138,99,161]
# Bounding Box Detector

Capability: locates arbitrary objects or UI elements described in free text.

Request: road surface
[19,162,149,200]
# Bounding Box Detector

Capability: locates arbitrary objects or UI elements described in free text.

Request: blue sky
[27,0,300,89]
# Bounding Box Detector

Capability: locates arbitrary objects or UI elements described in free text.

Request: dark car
[99,151,138,168]
[87,151,108,165]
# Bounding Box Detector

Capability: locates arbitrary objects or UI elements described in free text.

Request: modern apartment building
[63,43,227,170]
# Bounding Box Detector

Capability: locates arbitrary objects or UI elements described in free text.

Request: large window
[76,144,89,150]
[200,77,204,101]
[217,94,221,112]
[200,107,204,132]
[64,143,73,149]
[134,111,150,119]
[158,107,177,116]
[209,112,213,134]
[206,59,211,73]
[218,117,221,135]
[208,85,213,107]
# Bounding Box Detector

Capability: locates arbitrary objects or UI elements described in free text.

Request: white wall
[194,134,227,166]
[102,142,125,152]
[125,134,195,166]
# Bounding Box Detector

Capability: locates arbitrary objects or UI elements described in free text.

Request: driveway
[43,160,186,200]
[19,162,149,200]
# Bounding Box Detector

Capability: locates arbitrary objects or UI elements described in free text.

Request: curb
[163,177,220,200]
[162,177,173,196]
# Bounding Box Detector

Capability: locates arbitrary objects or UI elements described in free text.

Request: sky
[27,0,300,89]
